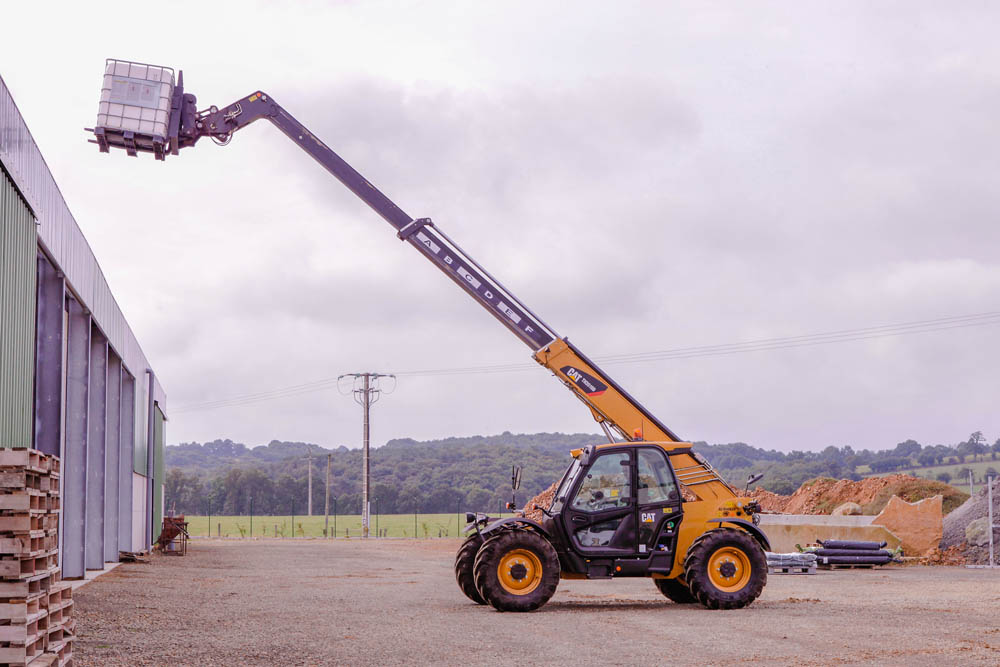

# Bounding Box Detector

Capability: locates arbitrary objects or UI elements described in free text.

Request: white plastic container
[95,59,174,138]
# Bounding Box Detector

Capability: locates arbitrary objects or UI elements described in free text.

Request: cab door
[635,447,683,558]
[561,450,637,557]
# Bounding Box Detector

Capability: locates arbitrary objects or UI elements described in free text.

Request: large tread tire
[654,577,697,604]
[454,534,487,604]
[683,528,767,610]
[473,530,560,612]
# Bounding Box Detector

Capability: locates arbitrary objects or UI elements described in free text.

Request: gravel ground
[942,478,1000,564]
[74,539,1000,666]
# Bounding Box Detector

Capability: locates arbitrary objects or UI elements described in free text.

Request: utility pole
[307,446,313,516]
[338,372,395,538]
[325,453,331,538]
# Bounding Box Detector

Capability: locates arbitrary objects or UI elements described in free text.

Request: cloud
[2,1,997,452]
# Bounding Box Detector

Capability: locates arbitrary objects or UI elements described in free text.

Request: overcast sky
[2,2,998,452]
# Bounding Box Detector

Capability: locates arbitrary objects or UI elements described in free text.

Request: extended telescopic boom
[90,64,701,456]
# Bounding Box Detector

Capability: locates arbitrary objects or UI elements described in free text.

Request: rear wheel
[473,530,560,612]
[684,529,767,610]
[654,577,697,603]
[454,534,486,604]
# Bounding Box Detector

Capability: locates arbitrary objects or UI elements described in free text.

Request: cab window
[548,458,581,514]
[637,448,678,505]
[571,452,631,512]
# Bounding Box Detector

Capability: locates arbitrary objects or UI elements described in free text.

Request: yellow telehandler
[89,59,770,612]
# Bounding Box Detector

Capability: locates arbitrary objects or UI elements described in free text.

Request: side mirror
[745,473,764,494]
[512,465,522,491]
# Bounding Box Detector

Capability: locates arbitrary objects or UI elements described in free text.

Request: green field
[863,457,1000,491]
[184,512,509,539]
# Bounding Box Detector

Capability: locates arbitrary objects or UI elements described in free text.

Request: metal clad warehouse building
[0,73,166,577]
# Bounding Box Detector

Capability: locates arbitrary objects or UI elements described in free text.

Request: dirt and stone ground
[74,539,1000,666]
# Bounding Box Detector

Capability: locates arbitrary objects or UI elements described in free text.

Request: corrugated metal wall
[2,70,168,570]
[0,167,36,447]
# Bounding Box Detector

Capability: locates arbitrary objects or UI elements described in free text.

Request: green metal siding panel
[133,399,147,475]
[152,405,164,536]
[0,167,36,448]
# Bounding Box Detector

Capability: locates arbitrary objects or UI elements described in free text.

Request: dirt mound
[749,488,792,513]
[941,478,999,565]
[751,475,966,516]
[522,481,558,522]
[919,545,966,566]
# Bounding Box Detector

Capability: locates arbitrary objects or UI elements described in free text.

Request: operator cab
[543,442,684,577]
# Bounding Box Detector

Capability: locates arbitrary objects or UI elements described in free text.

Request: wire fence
[184,511,510,540]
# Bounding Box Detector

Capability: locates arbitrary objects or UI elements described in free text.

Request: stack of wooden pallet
[0,450,72,666]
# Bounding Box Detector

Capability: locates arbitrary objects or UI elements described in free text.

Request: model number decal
[561,366,608,396]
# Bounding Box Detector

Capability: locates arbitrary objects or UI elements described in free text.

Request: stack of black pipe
[815,539,894,567]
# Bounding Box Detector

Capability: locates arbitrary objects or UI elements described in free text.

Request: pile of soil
[522,482,558,522]
[751,488,793,512]
[918,545,966,566]
[941,478,999,566]
[751,475,966,516]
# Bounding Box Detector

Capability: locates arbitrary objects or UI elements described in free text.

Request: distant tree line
[165,433,594,516]
[697,431,1000,494]
[165,431,1000,513]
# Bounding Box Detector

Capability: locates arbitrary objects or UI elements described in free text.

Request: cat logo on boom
[560,366,608,396]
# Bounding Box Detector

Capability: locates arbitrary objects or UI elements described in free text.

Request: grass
[863,457,1000,491]
[184,513,506,539]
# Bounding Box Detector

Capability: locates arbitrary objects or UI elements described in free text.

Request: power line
[170,309,1000,413]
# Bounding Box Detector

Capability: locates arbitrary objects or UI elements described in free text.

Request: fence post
[989,476,995,568]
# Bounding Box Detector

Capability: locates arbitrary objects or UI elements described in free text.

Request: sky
[2,1,998,452]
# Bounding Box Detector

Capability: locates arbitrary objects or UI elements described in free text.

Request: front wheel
[473,530,560,612]
[454,534,486,604]
[683,529,767,610]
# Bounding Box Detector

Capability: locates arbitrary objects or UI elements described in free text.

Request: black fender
[705,518,771,553]
[479,517,552,540]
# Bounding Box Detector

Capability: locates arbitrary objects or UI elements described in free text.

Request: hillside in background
[166,432,598,516]
[165,431,999,516]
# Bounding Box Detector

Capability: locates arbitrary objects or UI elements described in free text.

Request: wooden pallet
[768,564,817,574]
[0,609,46,643]
[0,552,58,580]
[0,632,44,665]
[0,535,51,558]
[819,563,881,569]
[0,573,56,599]
[0,592,46,623]
[0,490,48,513]
[0,451,65,667]
[0,471,53,494]
[0,451,49,475]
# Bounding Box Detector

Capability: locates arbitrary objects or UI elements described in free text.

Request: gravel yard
[74,539,1000,666]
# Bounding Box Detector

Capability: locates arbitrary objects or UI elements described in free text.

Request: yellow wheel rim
[707,546,752,592]
[497,548,543,595]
